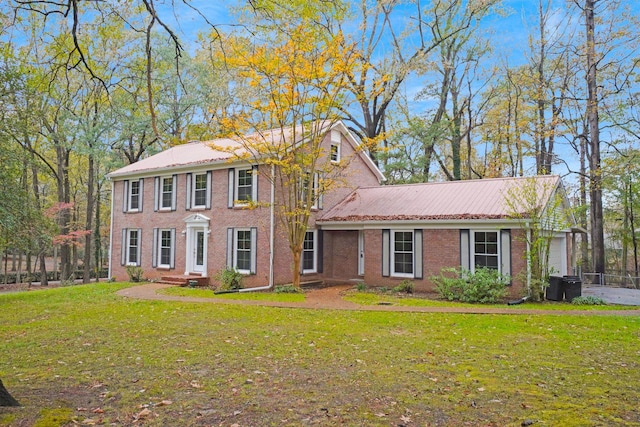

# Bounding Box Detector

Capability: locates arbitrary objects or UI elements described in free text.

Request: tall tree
[216,0,357,288]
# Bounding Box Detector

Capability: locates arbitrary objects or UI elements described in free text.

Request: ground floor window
[473,231,499,270]
[392,231,414,277]
[302,230,317,273]
[228,227,257,274]
[124,228,141,266]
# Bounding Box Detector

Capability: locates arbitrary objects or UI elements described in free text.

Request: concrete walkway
[117,283,640,316]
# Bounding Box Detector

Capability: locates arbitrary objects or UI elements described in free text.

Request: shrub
[571,295,606,306]
[274,285,302,294]
[125,266,144,282]
[355,282,367,292]
[215,267,243,290]
[432,267,510,304]
[393,279,414,294]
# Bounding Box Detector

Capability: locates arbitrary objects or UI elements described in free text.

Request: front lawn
[160,286,306,302]
[1,283,639,426]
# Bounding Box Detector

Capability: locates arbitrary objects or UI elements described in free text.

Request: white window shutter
[414,229,423,279]
[382,229,390,277]
[228,168,235,208]
[460,230,470,271]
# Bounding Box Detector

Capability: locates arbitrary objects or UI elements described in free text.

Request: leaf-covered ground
[1,283,639,426]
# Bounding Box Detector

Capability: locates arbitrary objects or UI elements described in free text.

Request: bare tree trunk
[83,154,95,284]
[585,0,605,274]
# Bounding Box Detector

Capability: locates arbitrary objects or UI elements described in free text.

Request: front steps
[159,274,209,287]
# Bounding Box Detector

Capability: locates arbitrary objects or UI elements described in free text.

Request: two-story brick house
[108,120,578,296]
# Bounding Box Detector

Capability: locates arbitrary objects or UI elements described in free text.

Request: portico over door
[184,214,210,276]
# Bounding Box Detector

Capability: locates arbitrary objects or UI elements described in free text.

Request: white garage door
[548,236,567,276]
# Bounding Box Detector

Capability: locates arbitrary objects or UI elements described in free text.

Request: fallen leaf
[156,400,173,406]
[92,408,104,414]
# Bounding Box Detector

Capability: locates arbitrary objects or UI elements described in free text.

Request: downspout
[107,179,114,280]
[238,164,276,293]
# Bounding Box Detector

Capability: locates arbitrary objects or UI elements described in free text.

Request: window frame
[391,230,414,278]
[128,180,141,212]
[471,230,500,272]
[158,229,173,268]
[302,230,318,274]
[160,176,174,210]
[126,229,140,266]
[192,173,208,208]
[330,130,341,163]
[233,228,252,275]
[235,168,253,206]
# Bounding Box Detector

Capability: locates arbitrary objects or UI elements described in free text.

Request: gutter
[108,179,114,280]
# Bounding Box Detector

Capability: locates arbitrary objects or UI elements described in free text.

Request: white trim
[159,175,174,211]
[157,228,173,268]
[127,179,141,212]
[470,230,500,273]
[317,219,527,231]
[125,229,141,266]
[191,172,208,209]
[302,229,318,274]
[391,230,414,278]
[234,167,253,206]
[358,230,365,276]
[108,180,114,279]
[184,214,210,276]
[233,228,253,275]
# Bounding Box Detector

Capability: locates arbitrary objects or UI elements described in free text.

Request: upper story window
[228,166,258,208]
[186,171,211,210]
[330,130,341,163]
[237,169,253,203]
[194,173,207,207]
[123,179,144,213]
[154,175,176,211]
[300,172,321,209]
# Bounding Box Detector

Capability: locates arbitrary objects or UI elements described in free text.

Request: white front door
[193,230,205,273]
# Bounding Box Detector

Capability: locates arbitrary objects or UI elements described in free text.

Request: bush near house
[432,267,510,304]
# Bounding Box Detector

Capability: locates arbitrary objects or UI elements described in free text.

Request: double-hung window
[227,227,257,275]
[154,175,176,211]
[392,231,414,277]
[382,229,423,279]
[300,172,321,209]
[161,177,173,209]
[473,231,499,270]
[122,228,142,266]
[123,179,144,212]
[302,230,317,274]
[186,171,211,210]
[159,230,172,267]
[193,173,207,207]
[236,169,253,204]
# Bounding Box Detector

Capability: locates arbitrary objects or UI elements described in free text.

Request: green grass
[344,290,638,311]
[1,283,639,426]
[160,285,306,302]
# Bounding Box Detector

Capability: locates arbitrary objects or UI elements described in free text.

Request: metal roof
[318,175,562,223]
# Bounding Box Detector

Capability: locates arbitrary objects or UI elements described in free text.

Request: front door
[193,230,205,273]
